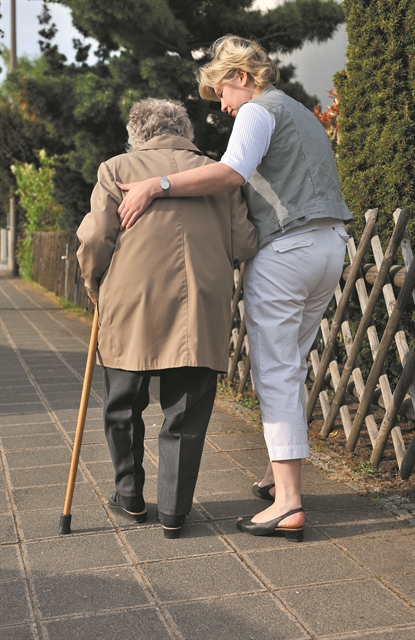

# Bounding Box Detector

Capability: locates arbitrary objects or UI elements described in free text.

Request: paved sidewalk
[1,274,414,640]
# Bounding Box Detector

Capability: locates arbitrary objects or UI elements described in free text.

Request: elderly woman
[116,36,353,541]
[76,98,257,538]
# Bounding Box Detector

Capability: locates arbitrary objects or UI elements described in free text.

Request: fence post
[320,208,411,437]
[371,344,415,470]
[347,253,415,453]
[306,210,378,423]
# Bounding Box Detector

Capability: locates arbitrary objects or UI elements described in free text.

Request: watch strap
[160,176,171,197]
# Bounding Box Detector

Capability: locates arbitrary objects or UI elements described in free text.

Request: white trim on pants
[244,226,348,461]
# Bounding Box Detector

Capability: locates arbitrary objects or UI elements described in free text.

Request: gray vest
[241,86,352,248]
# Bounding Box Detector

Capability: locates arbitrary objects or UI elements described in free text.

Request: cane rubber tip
[59,514,72,535]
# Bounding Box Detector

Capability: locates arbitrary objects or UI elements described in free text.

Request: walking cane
[59,306,99,534]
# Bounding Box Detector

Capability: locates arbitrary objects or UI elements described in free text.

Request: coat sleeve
[228,187,258,266]
[76,162,122,301]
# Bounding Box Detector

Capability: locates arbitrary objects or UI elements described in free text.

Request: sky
[1,0,347,107]
[0,0,96,75]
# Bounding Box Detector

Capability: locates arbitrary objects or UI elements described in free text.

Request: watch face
[161,178,170,190]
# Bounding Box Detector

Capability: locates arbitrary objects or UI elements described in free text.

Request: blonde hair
[127,98,194,150]
[198,35,280,101]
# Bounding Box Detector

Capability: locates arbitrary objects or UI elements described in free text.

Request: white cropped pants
[244,225,348,461]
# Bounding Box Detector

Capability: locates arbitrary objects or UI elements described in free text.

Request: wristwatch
[160,176,171,197]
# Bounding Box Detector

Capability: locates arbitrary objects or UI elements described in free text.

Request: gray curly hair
[126,98,194,150]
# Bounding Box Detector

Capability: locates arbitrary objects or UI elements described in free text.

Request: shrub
[335,0,415,245]
[12,150,62,279]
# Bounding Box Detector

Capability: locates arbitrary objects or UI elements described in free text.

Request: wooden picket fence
[227,208,415,479]
[32,231,95,314]
[32,208,415,477]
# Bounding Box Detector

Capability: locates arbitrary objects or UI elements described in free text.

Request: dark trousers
[103,366,217,516]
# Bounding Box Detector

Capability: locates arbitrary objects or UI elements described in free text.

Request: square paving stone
[0,624,37,640]
[58,419,103,435]
[1,433,66,451]
[208,432,267,451]
[0,402,46,415]
[226,449,269,474]
[142,553,264,603]
[83,460,115,480]
[18,503,113,540]
[246,543,367,589]
[33,567,150,617]
[216,518,326,550]
[12,482,98,512]
[46,397,102,411]
[307,506,409,538]
[41,391,89,404]
[0,545,24,581]
[383,573,415,605]
[66,429,107,445]
[0,422,57,437]
[0,512,18,543]
[79,443,112,462]
[301,461,336,485]
[302,491,372,511]
[167,592,309,640]
[0,378,35,388]
[143,425,162,439]
[198,494,263,519]
[207,417,256,434]
[44,607,170,640]
[0,581,32,626]
[0,489,11,514]
[336,530,415,575]
[33,374,76,384]
[8,463,84,489]
[198,452,238,473]
[39,379,83,391]
[143,413,163,425]
[194,469,253,496]
[142,405,164,418]
[0,384,39,404]
[278,579,415,636]
[54,407,103,423]
[25,532,129,575]
[302,477,366,496]
[125,522,230,562]
[0,413,53,427]
[0,391,39,404]
[338,627,415,640]
[5,447,71,469]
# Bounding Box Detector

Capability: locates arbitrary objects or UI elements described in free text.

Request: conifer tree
[336,0,415,242]
[1,0,345,227]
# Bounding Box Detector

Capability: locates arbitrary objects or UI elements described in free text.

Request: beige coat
[77,136,257,372]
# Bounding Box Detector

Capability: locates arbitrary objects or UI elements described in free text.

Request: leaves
[1,0,345,228]
[12,150,63,278]
[336,0,415,244]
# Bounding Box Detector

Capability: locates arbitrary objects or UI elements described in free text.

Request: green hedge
[336,0,415,245]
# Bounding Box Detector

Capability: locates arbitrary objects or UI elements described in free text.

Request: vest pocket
[271,236,314,253]
[334,227,350,243]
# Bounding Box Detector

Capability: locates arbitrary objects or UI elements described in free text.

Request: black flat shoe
[252,482,275,501]
[236,508,304,542]
[157,510,186,539]
[108,491,147,523]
